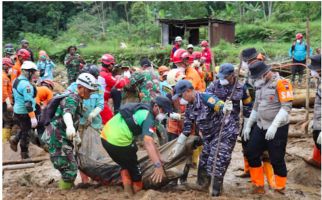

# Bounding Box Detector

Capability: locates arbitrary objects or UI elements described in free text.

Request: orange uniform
[36,86,53,106]
[185,66,205,92]
[2,71,12,103]
[11,59,22,85]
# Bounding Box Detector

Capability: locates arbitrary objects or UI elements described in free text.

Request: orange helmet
[192,51,202,60]
[2,57,14,68]
[158,66,169,74]
[100,54,115,65]
[200,40,209,47]
[173,49,190,64]
[296,33,303,39]
[17,49,31,60]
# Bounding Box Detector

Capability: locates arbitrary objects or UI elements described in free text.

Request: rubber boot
[21,152,30,159]
[197,166,210,189]
[192,146,202,168]
[80,171,90,184]
[274,176,287,194]
[304,146,321,169]
[263,161,275,188]
[58,179,74,190]
[249,166,265,194]
[210,176,223,197]
[132,181,143,193]
[2,128,11,142]
[120,169,133,195]
[236,157,250,178]
[9,135,19,152]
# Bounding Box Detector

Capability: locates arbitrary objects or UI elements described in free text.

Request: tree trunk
[268,1,273,18]
[261,1,267,21]
[124,2,130,32]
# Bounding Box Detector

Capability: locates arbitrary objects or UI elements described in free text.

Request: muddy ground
[3,127,321,200]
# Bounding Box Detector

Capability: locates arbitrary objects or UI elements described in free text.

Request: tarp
[76,126,198,188]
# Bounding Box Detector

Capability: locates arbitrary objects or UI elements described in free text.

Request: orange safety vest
[35,86,53,106]
[2,71,12,103]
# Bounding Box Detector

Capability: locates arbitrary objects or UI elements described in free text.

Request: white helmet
[175,36,182,42]
[167,69,186,87]
[76,73,98,91]
[21,61,38,70]
[187,44,194,49]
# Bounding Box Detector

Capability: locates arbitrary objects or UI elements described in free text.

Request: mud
[3,133,321,200]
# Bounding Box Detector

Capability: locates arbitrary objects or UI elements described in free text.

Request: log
[3,163,35,171]
[2,156,49,165]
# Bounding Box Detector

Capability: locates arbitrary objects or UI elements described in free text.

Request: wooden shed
[158,18,235,47]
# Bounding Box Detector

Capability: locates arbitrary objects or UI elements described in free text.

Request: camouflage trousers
[199,117,239,179]
[67,68,80,85]
[47,125,77,182]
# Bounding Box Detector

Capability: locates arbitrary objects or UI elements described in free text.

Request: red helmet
[41,80,55,90]
[296,33,303,39]
[100,54,115,65]
[192,51,202,60]
[17,49,31,60]
[200,40,209,47]
[2,57,14,68]
[173,49,190,64]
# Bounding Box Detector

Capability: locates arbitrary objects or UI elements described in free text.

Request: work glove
[241,118,249,138]
[317,132,321,145]
[169,112,181,120]
[265,108,288,140]
[30,117,38,128]
[63,113,76,141]
[169,134,187,159]
[123,71,131,78]
[223,100,233,115]
[73,132,82,146]
[87,107,102,123]
[243,110,257,141]
[5,97,13,112]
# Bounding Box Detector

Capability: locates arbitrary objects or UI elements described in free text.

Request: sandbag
[76,126,198,188]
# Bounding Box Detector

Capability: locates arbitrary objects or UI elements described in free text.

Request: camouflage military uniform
[182,80,252,179]
[64,53,83,85]
[44,92,83,182]
[138,69,159,103]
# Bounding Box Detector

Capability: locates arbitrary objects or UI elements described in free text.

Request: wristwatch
[154,162,162,168]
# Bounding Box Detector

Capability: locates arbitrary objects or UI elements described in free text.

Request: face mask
[311,70,320,78]
[40,55,47,60]
[201,47,206,51]
[241,61,249,70]
[179,97,189,105]
[254,79,266,88]
[193,60,200,66]
[296,39,301,43]
[248,78,255,87]
[178,67,185,73]
[219,79,229,86]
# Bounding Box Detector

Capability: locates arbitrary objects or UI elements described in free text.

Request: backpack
[38,92,71,126]
[119,103,151,136]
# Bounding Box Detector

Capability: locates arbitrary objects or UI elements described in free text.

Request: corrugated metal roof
[158,18,235,25]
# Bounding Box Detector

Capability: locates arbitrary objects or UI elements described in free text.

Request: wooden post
[305,16,310,134]
[208,19,215,73]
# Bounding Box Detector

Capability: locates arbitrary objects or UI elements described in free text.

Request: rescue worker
[67,64,104,132]
[169,76,250,196]
[170,36,183,62]
[243,61,293,194]
[37,50,55,81]
[200,40,212,72]
[173,48,205,92]
[158,66,170,97]
[2,58,14,142]
[288,33,313,86]
[187,44,194,55]
[4,43,16,63]
[44,73,98,189]
[64,45,85,85]
[36,80,54,109]
[9,61,38,159]
[100,96,173,195]
[304,54,321,168]
[191,51,207,89]
[238,48,275,189]
[17,39,35,62]
[158,66,170,81]
[99,54,130,124]
[11,49,31,84]
[137,58,160,103]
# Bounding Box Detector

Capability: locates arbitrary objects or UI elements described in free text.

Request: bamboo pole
[2,156,49,165]
[3,163,35,171]
[305,16,311,134]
